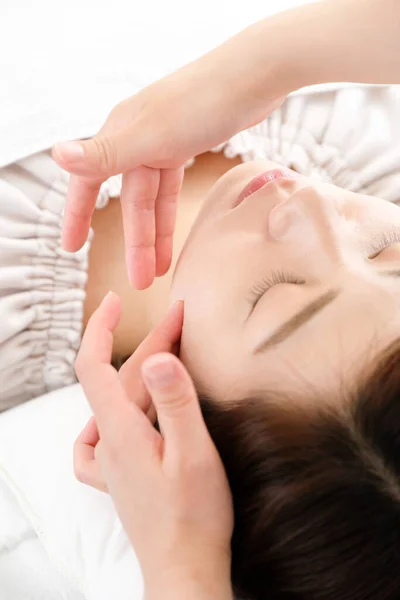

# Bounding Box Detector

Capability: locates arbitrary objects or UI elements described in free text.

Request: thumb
[141,353,209,457]
[52,128,148,178]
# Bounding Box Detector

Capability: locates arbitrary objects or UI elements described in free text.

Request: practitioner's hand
[73,297,184,493]
[52,46,285,289]
[74,292,234,600]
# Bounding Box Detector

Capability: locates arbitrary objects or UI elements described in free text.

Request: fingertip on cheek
[97,291,122,328]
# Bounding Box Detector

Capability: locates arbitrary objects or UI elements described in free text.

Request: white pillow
[0,384,143,600]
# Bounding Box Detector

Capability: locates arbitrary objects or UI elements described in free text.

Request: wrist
[198,11,303,127]
[146,580,232,600]
[146,580,233,600]
[144,556,233,600]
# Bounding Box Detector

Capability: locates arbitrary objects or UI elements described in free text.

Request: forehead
[266,290,400,388]
[181,283,400,402]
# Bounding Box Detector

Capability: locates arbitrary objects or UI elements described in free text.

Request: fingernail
[102,290,116,305]
[170,300,182,310]
[142,356,177,387]
[53,141,85,162]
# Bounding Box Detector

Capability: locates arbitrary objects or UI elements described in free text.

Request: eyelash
[248,229,400,309]
[248,270,305,308]
[368,229,400,258]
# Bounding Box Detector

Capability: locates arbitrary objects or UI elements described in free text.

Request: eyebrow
[253,268,400,354]
[253,288,340,354]
[379,268,400,279]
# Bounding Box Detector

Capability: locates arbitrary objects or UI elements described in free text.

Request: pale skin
[61,0,400,598]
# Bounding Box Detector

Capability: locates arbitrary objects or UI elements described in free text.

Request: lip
[233,168,301,208]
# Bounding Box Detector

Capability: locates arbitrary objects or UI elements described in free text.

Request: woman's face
[170,160,400,401]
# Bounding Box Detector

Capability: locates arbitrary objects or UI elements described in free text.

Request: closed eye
[247,270,305,317]
[368,229,400,259]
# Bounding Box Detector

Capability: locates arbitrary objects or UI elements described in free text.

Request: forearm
[200,0,400,106]
[270,0,400,90]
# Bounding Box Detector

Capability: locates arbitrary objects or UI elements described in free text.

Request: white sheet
[0,477,85,600]
[0,384,143,600]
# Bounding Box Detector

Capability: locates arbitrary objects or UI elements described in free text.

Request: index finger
[60,173,103,252]
[118,299,184,412]
[154,166,184,278]
[120,166,159,289]
[76,292,149,439]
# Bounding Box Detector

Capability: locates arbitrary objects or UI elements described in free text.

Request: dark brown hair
[199,340,400,600]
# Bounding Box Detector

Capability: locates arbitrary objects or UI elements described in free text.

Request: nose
[268,185,342,242]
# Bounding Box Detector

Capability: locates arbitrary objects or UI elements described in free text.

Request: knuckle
[172,435,217,476]
[108,104,123,121]
[73,459,88,484]
[157,191,177,207]
[74,468,85,484]
[130,195,155,212]
[171,457,208,489]
[91,136,117,173]
[157,388,191,414]
[126,239,154,253]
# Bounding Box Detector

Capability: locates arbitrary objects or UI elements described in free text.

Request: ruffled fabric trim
[0,154,91,410]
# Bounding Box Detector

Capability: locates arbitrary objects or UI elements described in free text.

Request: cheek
[171,225,233,307]
[178,322,239,400]
[177,310,221,398]
[174,277,241,397]
[350,195,400,228]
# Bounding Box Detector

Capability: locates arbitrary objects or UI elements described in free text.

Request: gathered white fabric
[0,151,117,410]
[1,86,400,411]
[213,85,400,203]
[0,153,91,409]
